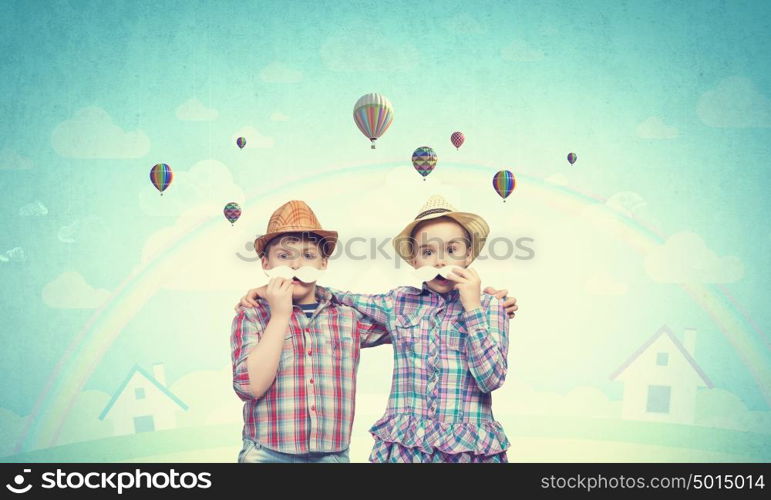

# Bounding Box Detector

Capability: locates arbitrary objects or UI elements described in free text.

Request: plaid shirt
[328,284,510,456]
[230,286,390,454]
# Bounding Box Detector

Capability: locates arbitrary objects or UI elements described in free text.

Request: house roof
[609,325,714,387]
[99,364,189,420]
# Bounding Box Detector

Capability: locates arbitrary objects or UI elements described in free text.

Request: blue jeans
[238,439,350,463]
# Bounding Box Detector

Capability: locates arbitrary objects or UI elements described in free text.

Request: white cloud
[42,271,111,309]
[495,378,621,418]
[0,147,33,170]
[175,98,219,121]
[697,76,771,128]
[270,112,289,122]
[58,216,108,244]
[19,201,47,216]
[321,23,419,72]
[0,247,25,264]
[259,62,303,83]
[231,127,274,149]
[51,107,150,159]
[545,173,568,186]
[645,232,744,284]
[585,272,628,295]
[139,159,245,217]
[443,13,485,34]
[501,40,544,62]
[636,116,679,139]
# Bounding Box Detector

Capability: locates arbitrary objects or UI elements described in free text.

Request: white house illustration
[610,326,713,424]
[99,363,188,436]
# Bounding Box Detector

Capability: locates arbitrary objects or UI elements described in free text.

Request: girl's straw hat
[393,194,489,263]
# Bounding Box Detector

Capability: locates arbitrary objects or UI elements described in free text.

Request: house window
[656,352,669,366]
[135,388,145,400]
[133,415,155,433]
[646,385,671,413]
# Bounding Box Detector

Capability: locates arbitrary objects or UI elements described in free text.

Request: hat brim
[392,211,489,263]
[255,228,338,257]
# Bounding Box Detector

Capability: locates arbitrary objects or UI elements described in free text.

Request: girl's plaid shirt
[230,286,390,454]
[327,284,510,456]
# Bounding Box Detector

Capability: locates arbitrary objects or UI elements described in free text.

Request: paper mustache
[412,265,466,283]
[264,265,324,283]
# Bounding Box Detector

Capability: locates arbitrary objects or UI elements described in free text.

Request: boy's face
[261,236,328,300]
[410,219,472,294]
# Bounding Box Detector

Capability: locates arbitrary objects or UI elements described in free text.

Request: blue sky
[1,0,770,424]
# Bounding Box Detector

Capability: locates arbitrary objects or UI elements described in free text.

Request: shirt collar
[405,282,461,304]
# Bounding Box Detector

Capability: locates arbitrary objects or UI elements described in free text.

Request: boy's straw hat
[254,200,338,257]
[393,194,489,263]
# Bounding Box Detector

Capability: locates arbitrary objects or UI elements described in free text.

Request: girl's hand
[446,267,482,312]
[264,278,293,318]
[234,286,268,312]
[483,287,518,319]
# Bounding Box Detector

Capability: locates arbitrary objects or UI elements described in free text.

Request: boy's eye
[422,249,433,257]
[304,252,317,259]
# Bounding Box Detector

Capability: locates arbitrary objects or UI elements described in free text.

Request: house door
[133,415,155,433]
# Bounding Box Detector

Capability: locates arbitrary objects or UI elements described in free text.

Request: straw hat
[393,195,489,263]
[254,200,338,257]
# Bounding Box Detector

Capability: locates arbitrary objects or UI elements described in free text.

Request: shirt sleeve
[230,305,268,401]
[460,296,509,393]
[354,309,392,348]
[327,287,395,329]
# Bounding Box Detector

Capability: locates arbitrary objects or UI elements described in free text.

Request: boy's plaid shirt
[327,284,510,455]
[230,286,390,454]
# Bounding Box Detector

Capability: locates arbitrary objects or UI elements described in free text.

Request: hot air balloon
[237,137,247,149]
[492,170,516,202]
[567,152,577,166]
[223,202,242,226]
[450,131,465,150]
[150,163,173,196]
[353,93,394,149]
[412,146,437,180]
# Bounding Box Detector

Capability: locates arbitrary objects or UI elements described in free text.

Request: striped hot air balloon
[492,170,516,202]
[237,137,247,149]
[353,93,394,149]
[567,152,577,165]
[223,202,242,226]
[412,146,438,180]
[450,131,465,150]
[150,163,173,196]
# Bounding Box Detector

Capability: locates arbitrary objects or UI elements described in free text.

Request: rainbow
[15,161,770,453]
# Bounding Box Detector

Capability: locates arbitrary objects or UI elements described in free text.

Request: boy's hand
[234,285,268,312]
[265,278,293,318]
[447,267,482,312]
[483,287,518,319]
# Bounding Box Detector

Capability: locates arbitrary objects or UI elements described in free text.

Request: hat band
[415,207,452,220]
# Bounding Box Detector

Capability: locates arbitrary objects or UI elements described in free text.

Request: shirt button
[308,350,312,356]
[311,405,316,412]
[309,379,314,384]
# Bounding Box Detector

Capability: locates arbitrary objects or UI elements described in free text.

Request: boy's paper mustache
[412,265,466,283]
[264,265,324,283]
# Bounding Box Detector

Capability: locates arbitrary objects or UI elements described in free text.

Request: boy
[231,200,391,463]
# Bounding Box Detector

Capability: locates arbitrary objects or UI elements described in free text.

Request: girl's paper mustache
[412,265,466,283]
[264,265,324,283]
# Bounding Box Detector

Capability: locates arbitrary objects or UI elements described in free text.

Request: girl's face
[410,219,472,294]
[262,237,327,301]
